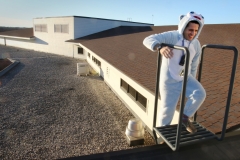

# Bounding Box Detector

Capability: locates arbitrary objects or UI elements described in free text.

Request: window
[136,92,147,107]
[128,85,136,98]
[61,24,68,33]
[54,24,69,33]
[78,48,83,54]
[35,24,47,32]
[121,79,128,92]
[54,24,61,32]
[120,79,147,109]
[92,56,101,67]
[98,61,101,67]
[88,53,90,58]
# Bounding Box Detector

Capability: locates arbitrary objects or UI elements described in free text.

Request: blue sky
[0,0,239,27]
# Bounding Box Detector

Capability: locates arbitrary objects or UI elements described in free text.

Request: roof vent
[125,118,145,146]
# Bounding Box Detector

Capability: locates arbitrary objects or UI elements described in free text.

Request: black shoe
[182,119,197,133]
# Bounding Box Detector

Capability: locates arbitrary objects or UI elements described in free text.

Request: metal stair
[152,44,238,151]
[154,122,216,148]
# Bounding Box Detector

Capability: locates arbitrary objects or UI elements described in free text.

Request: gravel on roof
[0,45,155,159]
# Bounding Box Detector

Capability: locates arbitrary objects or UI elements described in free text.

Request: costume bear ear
[179,15,185,20]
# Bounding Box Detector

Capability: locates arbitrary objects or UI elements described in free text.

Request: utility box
[77,63,89,76]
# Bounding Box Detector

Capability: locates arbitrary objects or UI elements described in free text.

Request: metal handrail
[153,43,238,151]
[195,44,238,140]
[153,43,190,151]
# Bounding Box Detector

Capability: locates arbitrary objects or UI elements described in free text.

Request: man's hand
[154,44,173,59]
[160,46,173,59]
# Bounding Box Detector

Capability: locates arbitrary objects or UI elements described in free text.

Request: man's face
[183,22,199,41]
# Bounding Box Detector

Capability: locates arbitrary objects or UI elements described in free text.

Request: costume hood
[178,11,204,40]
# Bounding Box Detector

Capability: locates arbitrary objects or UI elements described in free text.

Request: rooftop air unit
[77,63,89,76]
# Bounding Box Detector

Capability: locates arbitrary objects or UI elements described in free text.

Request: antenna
[127,18,132,21]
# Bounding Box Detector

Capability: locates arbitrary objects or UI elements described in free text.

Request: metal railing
[196,44,238,141]
[152,43,238,151]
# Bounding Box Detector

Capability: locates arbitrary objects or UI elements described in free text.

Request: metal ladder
[152,44,238,151]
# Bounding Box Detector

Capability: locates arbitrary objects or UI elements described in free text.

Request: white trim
[0,35,35,40]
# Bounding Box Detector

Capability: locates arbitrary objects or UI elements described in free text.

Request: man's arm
[143,32,174,58]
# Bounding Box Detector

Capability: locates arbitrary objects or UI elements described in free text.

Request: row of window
[92,56,101,67]
[120,79,147,109]
[76,47,146,110]
[78,48,91,59]
[34,24,69,33]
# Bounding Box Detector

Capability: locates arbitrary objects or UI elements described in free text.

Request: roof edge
[34,15,154,25]
[0,35,35,40]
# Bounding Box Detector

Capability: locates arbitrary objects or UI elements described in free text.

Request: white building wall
[1,16,153,59]
[72,44,88,59]
[0,38,5,45]
[85,48,179,133]
[74,17,152,38]
[0,38,36,50]
[32,16,153,57]
[33,17,75,57]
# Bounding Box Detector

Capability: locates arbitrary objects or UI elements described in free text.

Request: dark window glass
[136,92,147,107]
[121,79,128,91]
[128,85,136,98]
[98,60,101,67]
[78,48,83,54]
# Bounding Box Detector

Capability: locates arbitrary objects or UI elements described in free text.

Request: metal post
[152,43,190,151]
[152,48,162,144]
[198,44,238,140]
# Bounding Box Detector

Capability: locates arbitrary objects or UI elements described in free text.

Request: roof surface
[68,24,240,133]
[0,28,34,38]
[1,23,240,133]
[64,132,240,159]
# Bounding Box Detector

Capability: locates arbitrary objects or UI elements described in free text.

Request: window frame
[78,48,83,54]
[34,24,47,32]
[54,24,69,34]
[120,78,147,110]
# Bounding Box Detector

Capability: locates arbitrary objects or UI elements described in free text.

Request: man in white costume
[143,11,206,133]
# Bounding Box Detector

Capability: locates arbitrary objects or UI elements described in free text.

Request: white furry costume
[143,11,206,126]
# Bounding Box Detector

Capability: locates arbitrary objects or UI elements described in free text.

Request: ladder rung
[169,132,215,143]
[165,130,211,139]
[153,121,217,147]
[159,126,206,135]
